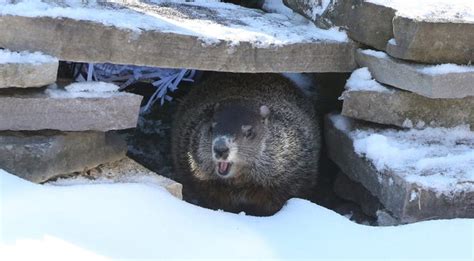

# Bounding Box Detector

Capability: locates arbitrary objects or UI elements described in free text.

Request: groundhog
[171,73,320,216]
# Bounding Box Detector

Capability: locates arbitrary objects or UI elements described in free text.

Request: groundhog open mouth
[217,162,232,176]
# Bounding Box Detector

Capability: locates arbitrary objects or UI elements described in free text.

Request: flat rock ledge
[48,157,183,199]
[387,16,474,65]
[341,88,474,130]
[0,49,58,88]
[356,49,474,99]
[0,82,143,132]
[0,131,127,183]
[283,0,396,51]
[325,114,474,223]
[0,1,357,72]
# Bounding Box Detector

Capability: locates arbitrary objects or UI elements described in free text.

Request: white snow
[0,48,57,64]
[263,0,331,21]
[1,169,473,260]
[343,67,394,94]
[46,82,123,98]
[330,114,474,195]
[419,63,474,75]
[0,0,348,47]
[360,48,389,59]
[368,0,474,23]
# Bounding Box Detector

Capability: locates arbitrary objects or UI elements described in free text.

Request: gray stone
[325,114,474,223]
[0,131,127,183]
[0,85,143,131]
[0,2,358,72]
[49,157,183,199]
[341,88,474,130]
[284,0,395,51]
[334,171,383,218]
[356,49,474,99]
[387,16,474,64]
[376,210,400,226]
[0,50,58,88]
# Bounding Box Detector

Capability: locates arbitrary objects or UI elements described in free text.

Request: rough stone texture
[341,88,474,130]
[0,6,358,72]
[0,131,127,183]
[324,115,474,223]
[49,157,183,199]
[284,0,395,51]
[0,58,58,88]
[333,171,383,218]
[0,88,143,131]
[387,16,474,64]
[356,49,474,99]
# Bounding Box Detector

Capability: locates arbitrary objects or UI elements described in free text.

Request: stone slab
[0,82,143,131]
[333,171,383,218]
[283,0,396,51]
[0,1,357,73]
[0,49,58,88]
[356,49,474,99]
[0,130,126,183]
[387,16,474,64]
[48,157,183,199]
[325,114,474,223]
[341,87,474,130]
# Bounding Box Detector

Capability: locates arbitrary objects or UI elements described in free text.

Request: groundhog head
[205,101,270,179]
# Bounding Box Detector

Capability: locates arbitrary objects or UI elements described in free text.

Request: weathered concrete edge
[341,89,474,129]
[0,94,143,131]
[0,61,58,88]
[356,49,474,99]
[0,15,358,73]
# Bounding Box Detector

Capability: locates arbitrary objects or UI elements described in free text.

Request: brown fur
[171,73,321,216]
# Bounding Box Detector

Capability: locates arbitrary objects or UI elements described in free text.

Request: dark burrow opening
[58,62,387,225]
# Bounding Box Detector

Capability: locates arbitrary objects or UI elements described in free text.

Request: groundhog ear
[260,105,270,119]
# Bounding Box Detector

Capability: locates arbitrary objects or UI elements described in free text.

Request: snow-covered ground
[1,170,473,260]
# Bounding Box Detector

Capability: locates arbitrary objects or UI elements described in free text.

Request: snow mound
[1,169,473,260]
[343,67,394,94]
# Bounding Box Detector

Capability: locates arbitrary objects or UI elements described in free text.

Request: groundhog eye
[242,125,253,138]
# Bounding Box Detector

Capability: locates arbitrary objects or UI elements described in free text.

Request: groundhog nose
[213,145,229,159]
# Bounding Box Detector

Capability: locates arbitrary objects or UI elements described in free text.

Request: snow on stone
[0,48,57,64]
[1,170,473,260]
[46,82,123,98]
[362,48,474,75]
[263,0,331,21]
[343,67,394,94]
[330,115,474,195]
[0,0,348,47]
[419,63,474,75]
[360,49,389,59]
[368,0,474,23]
